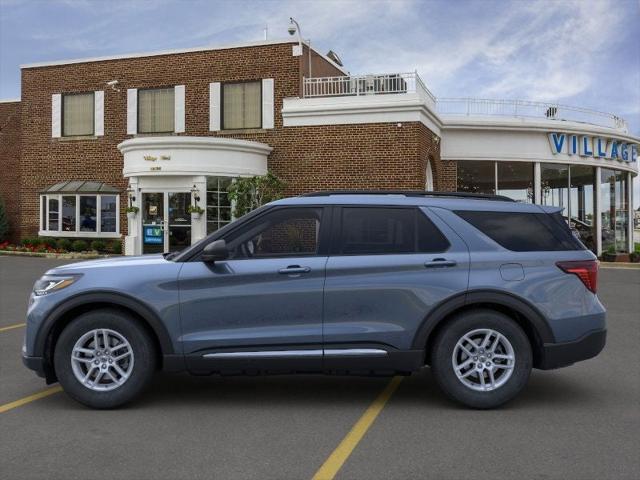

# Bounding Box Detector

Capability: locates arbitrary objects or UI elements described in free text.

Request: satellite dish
[326,50,343,67]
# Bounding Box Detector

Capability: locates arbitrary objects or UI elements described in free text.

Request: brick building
[0,38,637,255]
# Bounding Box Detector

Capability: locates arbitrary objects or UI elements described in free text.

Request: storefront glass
[569,165,596,251]
[457,161,495,194]
[541,163,569,212]
[206,176,233,234]
[497,162,534,203]
[601,168,629,253]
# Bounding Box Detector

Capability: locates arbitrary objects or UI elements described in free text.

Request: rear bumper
[538,329,606,370]
[22,354,47,379]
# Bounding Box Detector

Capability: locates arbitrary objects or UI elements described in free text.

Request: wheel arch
[414,290,555,369]
[36,292,176,381]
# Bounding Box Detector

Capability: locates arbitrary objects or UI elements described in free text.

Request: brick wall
[0,101,21,242]
[15,41,441,240]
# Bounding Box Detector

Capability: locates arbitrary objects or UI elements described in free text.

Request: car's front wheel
[430,309,532,409]
[53,309,156,409]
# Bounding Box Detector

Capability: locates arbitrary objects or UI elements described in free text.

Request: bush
[21,237,37,247]
[37,237,57,249]
[90,240,106,252]
[71,240,88,252]
[0,197,8,241]
[56,238,73,251]
[109,239,122,254]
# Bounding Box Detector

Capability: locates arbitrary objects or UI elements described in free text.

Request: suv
[23,191,606,409]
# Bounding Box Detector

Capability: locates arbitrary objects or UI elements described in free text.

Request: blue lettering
[570,135,578,155]
[621,143,628,161]
[548,133,565,154]
[632,144,638,162]
[580,136,593,156]
[610,141,619,159]
[596,138,607,157]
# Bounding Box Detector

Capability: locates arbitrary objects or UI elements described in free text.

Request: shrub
[0,197,8,241]
[109,239,122,254]
[21,237,37,247]
[72,240,88,252]
[56,238,73,251]
[90,240,106,252]
[37,237,57,249]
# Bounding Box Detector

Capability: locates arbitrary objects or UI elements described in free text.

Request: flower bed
[0,237,122,255]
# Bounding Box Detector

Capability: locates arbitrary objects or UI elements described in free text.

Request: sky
[1,0,639,203]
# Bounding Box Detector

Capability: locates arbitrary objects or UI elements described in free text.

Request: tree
[0,197,9,242]
[227,172,286,219]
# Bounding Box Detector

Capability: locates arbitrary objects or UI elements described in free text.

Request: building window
[222,81,261,129]
[601,169,629,253]
[138,88,175,133]
[457,160,496,194]
[62,92,94,136]
[40,194,120,237]
[569,165,595,252]
[206,177,233,234]
[497,162,534,203]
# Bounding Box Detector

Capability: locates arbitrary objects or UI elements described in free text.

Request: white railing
[436,98,628,131]
[303,72,436,103]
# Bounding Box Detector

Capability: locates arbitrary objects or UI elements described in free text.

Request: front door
[178,206,329,373]
[142,192,192,254]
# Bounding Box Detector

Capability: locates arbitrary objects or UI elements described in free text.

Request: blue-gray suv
[23,191,606,409]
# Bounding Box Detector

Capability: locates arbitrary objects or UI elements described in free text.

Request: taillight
[556,260,598,294]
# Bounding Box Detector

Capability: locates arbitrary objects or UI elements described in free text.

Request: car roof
[269,192,551,213]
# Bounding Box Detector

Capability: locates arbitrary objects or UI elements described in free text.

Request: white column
[534,162,541,204]
[595,166,602,257]
[191,175,208,245]
[628,171,634,254]
[124,177,141,256]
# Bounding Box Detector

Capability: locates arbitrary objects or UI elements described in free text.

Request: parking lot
[0,255,638,480]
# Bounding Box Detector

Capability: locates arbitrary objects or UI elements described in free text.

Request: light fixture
[126,187,136,205]
[288,17,311,76]
[191,185,201,203]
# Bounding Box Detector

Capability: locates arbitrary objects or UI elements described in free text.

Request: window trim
[136,86,176,134]
[330,205,450,256]
[39,193,120,238]
[221,80,263,131]
[61,91,95,137]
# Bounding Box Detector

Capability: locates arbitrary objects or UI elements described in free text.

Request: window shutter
[174,85,185,133]
[51,94,61,138]
[209,82,221,131]
[94,90,104,136]
[262,78,274,129]
[127,88,137,134]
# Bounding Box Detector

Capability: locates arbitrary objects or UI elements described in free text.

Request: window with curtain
[222,81,261,129]
[138,88,175,133]
[63,92,94,136]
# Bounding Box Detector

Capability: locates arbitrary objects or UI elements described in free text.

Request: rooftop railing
[301,74,628,131]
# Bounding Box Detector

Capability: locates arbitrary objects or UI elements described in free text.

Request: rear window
[454,210,585,252]
[338,207,450,255]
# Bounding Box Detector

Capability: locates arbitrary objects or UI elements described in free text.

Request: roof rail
[301,190,515,202]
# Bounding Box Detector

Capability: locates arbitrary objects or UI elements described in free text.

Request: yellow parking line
[0,323,25,333]
[0,386,63,414]
[312,376,403,480]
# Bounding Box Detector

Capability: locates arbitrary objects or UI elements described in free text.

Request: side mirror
[201,239,229,263]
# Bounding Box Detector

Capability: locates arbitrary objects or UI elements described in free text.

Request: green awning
[41,181,120,194]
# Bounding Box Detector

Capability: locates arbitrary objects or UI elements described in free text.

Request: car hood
[46,254,171,274]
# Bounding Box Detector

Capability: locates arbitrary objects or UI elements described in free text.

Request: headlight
[33,275,79,296]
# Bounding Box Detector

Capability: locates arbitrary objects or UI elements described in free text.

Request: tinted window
[455,210,585,251]
[338,208,449,255]
[226,207,323,259]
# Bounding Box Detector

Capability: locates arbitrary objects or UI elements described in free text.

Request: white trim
[595,166,602,256]
[39,193,120,237]
[262,78,275,129]
[51,94,61,138]
[127,89,137,135]
[94,90,104,136]
[0,98,20,103]
[534,162,541,204]
[19,39,348,74]
[38,231,122,239]
[209,82,221,131]
[174,85,185,133]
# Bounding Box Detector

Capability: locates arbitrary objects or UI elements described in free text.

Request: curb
[599,262,640,269]
[0,250,119,260]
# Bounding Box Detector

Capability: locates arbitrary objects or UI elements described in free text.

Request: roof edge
[0,98,21,103]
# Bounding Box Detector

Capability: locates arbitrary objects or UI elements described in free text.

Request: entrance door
[142,192,192,254]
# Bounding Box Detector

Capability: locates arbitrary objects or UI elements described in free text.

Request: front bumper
[538,329,606,370]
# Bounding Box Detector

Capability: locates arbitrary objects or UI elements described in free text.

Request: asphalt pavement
[0,255,638,479]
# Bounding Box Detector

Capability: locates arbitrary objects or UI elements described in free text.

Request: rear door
[322,205,469,365]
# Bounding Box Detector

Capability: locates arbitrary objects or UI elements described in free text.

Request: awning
[41,181,120,194]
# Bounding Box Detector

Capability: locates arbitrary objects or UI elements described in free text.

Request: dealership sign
[548,133,638,163]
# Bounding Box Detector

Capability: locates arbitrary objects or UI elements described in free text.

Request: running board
[202,348,388,359]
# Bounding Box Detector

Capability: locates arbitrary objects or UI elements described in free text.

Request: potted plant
[187,204,204,220]
[126,206,139,221]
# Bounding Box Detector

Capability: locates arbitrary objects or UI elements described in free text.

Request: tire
[53,309,157,409]
[430,309,532,409]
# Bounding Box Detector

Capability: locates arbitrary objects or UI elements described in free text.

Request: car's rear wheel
[430,309,532,409]
[53,309,156,409]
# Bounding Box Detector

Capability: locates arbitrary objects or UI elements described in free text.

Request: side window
[338,207,449,255]
[226,208,323,259]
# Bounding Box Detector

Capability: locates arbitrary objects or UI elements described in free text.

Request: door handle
[425,258,457,268]
[278,265,311,275]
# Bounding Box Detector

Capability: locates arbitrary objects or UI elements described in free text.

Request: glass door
[168,192,191,252]
[142,192,165,254]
